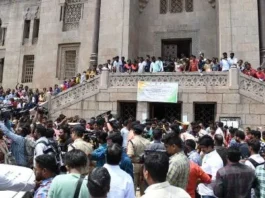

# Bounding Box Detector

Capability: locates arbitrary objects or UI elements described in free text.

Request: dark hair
[132,124,143,135]
[185,139,196,150]
[46,128,55,138]
[107,132,123,147]
[35,154,59,174]
[227,147,241,163]
[198,135,214,148]
[214,134,223,146]
[250,130,261,139]
[153,129,162,140]
[170,124,180,135]
[144,152,169,183]
[235,130,245,140]
[87,167,111,197]
[247,139,261,153]
[162,133,182,149]
[262,131,265,136]
[36,124,47,137]
[64,149,88,169]
[106,143,122,165]
[218,122,224,128]
[123,120,129,126]
[60,125,71,136]
[73,125,85,138]
[98,132,108,143]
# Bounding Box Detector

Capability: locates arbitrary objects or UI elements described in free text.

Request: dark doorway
[150,103,182,121]
[162,39,192,59]
[194,103,216,127]
[119,102,137,120]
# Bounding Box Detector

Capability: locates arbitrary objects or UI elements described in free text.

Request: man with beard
[34,154,59,198]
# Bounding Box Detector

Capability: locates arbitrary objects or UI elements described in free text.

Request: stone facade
[49,69,265,129]
[0,0,264,88]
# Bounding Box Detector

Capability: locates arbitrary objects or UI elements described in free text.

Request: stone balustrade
[49,76,100,114]
[49,67,265,114]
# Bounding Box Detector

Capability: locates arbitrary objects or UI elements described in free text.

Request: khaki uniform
[68,138,93,174]
[127,135,150,195]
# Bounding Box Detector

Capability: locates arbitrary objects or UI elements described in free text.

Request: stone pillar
[258,0,265,65]
[90,0,101,68]
[136,102,149,122]
[99,67,109,89]
[46,92,52,117]
[229,67,239,90]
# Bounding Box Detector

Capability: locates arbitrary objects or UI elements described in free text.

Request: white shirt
[120,127,129,149]
[215,127,224,137]
[198,150,223,196]
[245,154,265,170]
[220,59,230,71]
[80,74,86,83]
[113,61,119,69]
[142,181,191,198]
[0,164,35,191]
[104,164,135,198]
[34,137,49,167]
[138,62,144,73]
[228,57,238,66]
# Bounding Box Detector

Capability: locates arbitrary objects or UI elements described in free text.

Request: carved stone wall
[239,72,265,103]
[109,72,228,88]
[63,0,84,31]
[50,76,100,114]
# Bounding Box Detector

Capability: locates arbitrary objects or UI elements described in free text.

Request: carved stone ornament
[109,72,228,87]
[24,8,31,20]
[139,0,149,12]
[50,76,100,113]
[34,6,40,19]
[239,72,265,103]
[207,0,216,8]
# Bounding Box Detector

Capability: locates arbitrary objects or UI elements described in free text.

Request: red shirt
[256,71,265,80]
[190,60,198,72]
[243,68,256,77]
[186,161,211,198]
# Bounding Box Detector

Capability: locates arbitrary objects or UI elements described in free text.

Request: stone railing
[48,67,265,114]
[239,72,265,103]
[49,76,100,114]
[109,72,228,88]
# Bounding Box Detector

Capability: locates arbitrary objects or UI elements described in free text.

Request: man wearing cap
[127,124,150,195]
[68,125,93,156]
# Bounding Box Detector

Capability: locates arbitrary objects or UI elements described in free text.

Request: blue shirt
[120,151,134,180]
[91,143,107,167]
[188,150,201,166]
[0,123,27,166]
[34,178,53,198]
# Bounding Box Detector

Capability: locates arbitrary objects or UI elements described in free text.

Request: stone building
[0,0,264,88]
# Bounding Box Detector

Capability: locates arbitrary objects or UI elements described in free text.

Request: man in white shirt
[120,120,130,150]
[113,56,120,73]
[138,57,145,73]
[220,52,230,71]
[104,143,135,198]
[245,139,265,169]
[34,124,49,167]
[142,152,190,198]
[0,164,35,191]
[198,135,224,198]
[228,52,238,67]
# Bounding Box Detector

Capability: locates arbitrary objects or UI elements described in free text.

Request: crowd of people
[0,51,263,110]
[1,108,265,198]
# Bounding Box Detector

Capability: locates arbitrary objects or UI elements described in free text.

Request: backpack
[247,158,265,168]
[36,140,63,167]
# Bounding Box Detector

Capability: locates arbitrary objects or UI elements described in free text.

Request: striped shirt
[255,164,265,198]
[0,123,26,166]
[167,151,190,189]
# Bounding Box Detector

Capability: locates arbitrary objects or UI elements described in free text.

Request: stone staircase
[48,68,265,121]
